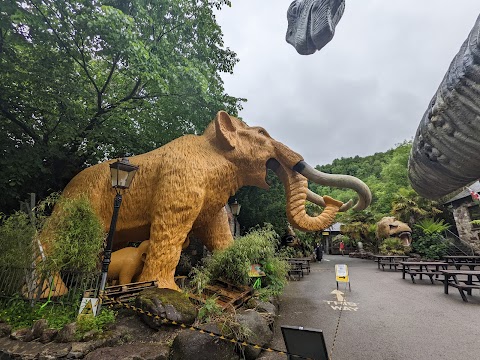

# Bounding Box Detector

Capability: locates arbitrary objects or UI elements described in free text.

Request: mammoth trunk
[269,160,343,232]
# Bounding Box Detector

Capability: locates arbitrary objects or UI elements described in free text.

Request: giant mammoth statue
[56,111,371,290]
[409,14,480,199]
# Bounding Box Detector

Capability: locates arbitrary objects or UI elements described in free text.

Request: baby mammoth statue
[52,111,371,290]
[107,240,150,285]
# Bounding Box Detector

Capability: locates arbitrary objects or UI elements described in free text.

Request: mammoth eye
[258,128,268,136]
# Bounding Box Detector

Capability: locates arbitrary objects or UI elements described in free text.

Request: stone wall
[451,198,480,252]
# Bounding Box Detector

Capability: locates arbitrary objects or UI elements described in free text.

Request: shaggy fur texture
[58,111,345,290]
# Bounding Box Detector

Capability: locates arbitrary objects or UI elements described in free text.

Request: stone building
[444,181,480,253]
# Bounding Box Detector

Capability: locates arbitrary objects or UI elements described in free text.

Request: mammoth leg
[138,203,201,291]
[194,208,233,252]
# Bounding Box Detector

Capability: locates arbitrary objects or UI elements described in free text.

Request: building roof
[325,222,342,232]
[444,181,480,204]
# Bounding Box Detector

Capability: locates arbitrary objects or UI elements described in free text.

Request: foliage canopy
[0,0,243,213]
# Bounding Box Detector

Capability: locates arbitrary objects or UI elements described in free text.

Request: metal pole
[233,215,237,237]
[98,192,122,312]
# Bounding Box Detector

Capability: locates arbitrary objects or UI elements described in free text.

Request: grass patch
[0,296,77,330]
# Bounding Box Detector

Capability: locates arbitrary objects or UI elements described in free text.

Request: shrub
[294,230,317,255]
[76,308,116,339]
[197,296,223,322]
[41,196,105,273]
[189,225,288,297]
[0,211,35,267]
[379,238,409,255]
[412,233,449,260]
[412,219,450,260]
[277,246,297,259]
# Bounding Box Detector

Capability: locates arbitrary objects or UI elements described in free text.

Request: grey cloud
[217,0,480,166]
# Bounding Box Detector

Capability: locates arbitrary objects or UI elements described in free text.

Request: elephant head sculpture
[286,0,345,55]
[408,14,480,199]
[57,111,371,290]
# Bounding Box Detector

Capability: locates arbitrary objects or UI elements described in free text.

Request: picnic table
[287,257,311,274]
[443,256,480,270]
[374,255,410,271]
[400,261,448,284]
[284,257,312,280]
[440,269,480,302]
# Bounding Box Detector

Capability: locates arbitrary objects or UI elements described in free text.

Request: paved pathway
[263,255,480,360]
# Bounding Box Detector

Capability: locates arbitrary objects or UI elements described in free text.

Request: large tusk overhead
[306,189,353,212]
[294,161,372,211]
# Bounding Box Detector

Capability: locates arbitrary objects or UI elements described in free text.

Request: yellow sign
[322,231,329,236]
[335,264,349,283]
[78,297,99,317]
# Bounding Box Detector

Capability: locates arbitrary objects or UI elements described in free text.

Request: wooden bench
[379,261,403,271]
[401,261,448,284]
[288,258,311,274]
[375,255,410,270]
[287,262,304,280]
[448,283,480,302]
[406,270,443,284]
[440,269,480,302]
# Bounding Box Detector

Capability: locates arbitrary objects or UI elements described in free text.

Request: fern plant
[414,218,451,235]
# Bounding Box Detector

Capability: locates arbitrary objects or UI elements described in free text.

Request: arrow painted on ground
[331,290,345,302]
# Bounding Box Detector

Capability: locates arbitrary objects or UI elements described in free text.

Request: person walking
[339,240,345,256]
[315,243,323,261]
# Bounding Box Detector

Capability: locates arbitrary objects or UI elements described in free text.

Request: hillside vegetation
[237,141,448,239]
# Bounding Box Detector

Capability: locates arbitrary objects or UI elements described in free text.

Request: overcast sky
[215,1,480,167]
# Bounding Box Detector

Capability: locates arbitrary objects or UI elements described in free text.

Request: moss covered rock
[136,288,197,329]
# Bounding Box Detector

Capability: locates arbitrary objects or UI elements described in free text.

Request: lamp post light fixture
[229,199,241,237]
[98,158,138,312]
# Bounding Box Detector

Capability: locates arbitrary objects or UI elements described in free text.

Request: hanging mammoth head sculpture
[286,0,346,55]
[53,111,371,291]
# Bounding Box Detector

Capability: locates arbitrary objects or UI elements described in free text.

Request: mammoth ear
[215,111,237,150]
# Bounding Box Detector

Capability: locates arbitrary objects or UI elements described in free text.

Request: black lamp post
[98,158,138,306]
[229,199,241,237]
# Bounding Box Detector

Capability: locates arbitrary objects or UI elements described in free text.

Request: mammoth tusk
[306,189,353,212]
[339,199,354,212]
[294,161,372,211]
[306,189,326,207]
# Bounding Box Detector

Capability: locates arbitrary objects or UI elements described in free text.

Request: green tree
[0,0,243,213]
[338,210,376,245]
[236,170,288,236]
[391,188,443,224]
[370,141,411,215]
